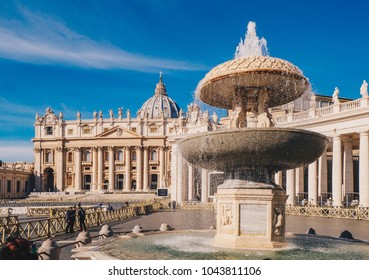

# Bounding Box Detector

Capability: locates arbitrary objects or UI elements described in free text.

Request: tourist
[77,205,87,231]
[0,235,37,260]
[65,206,76,233]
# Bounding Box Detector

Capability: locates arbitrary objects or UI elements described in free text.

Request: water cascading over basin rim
[197,55,310,109]
[178,127,328,172]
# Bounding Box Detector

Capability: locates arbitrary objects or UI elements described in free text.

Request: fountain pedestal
[214,182,287,249]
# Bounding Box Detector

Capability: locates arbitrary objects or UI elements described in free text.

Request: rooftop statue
[361,80,368,98]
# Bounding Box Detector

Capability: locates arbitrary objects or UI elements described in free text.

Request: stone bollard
[339,230,354,240]
[75,231,92,247]
[99,224,113,240]
[38,238,60,260]
[132,224,143,234]
[307,228,316,235]
[159,223,172,232]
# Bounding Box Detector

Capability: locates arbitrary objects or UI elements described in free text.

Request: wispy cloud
[0,8,205,72]
[0,140,33,162]
[0,97,38,130]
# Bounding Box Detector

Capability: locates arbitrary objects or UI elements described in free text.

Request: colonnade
[35,145,169,192]
[281,132,369,208]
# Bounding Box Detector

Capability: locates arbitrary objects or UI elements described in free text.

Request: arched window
[117,150,124,161]
[46,150,53,163]
[132,151,137,161]
[85,151,91,162]
[151,150,158,161]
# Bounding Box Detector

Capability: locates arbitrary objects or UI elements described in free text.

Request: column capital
[108,146,115,152]
[33,148,41,153]
[55,147,65,152]
[360,130,369,137]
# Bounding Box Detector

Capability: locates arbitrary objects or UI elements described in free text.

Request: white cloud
[0,9,205,72]
[0,140,34,162]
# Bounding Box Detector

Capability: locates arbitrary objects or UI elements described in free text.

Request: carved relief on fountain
[220,203,234,233]
[272,206,285,237]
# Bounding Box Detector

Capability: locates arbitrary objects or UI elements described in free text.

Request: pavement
[47,209,369,260]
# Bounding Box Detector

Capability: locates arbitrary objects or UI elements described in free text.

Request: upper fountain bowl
[197,55,310,109]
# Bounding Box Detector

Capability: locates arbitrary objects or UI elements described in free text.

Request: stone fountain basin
[178,128,328,172]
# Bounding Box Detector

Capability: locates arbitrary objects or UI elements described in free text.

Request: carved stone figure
[332,87,340,104]
[118,107,123,119]
[360,80,368,98]
[221,204,233,226]
[310,94,316,109]
[93,110,97,119]
[109,109,114,119]
[273,207,284,236]
[76,111,81,120]
[126,109,131,120]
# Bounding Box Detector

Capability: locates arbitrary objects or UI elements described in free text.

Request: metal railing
[286,205,369,220]
[0,201,169,245]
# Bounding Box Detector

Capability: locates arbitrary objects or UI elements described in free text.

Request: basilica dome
[139,73,181,119]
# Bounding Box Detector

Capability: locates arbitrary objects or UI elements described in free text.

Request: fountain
[178,21,328,249]
[73,23,369,260]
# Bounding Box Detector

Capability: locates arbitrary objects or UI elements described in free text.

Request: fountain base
[214,183,287,249]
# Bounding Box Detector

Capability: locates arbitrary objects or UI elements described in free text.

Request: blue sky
[1,0,369,162]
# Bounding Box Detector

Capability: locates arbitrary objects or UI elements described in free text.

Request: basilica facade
[32,75,213,197]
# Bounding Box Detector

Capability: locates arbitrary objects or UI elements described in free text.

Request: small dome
[139,73,181,119]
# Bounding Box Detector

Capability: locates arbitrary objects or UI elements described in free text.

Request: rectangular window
[150,127,158,133]
[131,127,137,133]
[83,127,91,134]
[45,126,53,135]
[67,129,74,135]
[16,181,20,192]
[7,180,11,192]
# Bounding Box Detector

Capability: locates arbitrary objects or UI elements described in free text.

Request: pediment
[96,126,141,138]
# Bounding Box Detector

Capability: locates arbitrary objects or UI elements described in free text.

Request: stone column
[182,160,189,201]
[359,131,369,207]
[143,147,149,191]
[274,171,282,187]
[286,169,295,205]
[56,147,64,192]
[124,146,131,191]
[136,146,143,191]
[159,147,165,188]
[74,148,82,190]
[332,136,343,207]
[33,148,42,192]
[308,161,318,205]
[108,147,114,191]
[188,164,194,200]
[201,168,209,202]
[97,147,103,190]
[177,152,184,202]
[170,144,178,202]
[343,140,354,195]
[92,147,98,191]
[318,151,328,196]
[295,167,304,196]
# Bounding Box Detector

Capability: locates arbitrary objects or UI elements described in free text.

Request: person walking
[78,205,87,231]
[65,207,73,233]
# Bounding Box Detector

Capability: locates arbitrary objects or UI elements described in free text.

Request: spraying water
[235,21,269,58]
